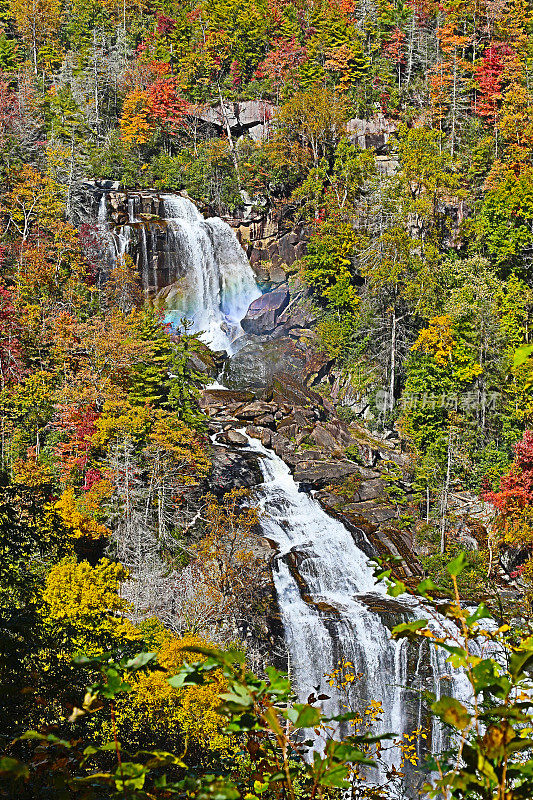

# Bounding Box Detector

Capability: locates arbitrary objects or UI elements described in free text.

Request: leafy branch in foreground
[1,644,394,799]
[374,553,533,800]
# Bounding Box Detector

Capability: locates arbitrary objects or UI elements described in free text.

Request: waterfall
[97,188,477,796]
[98,192,260,354]
[246,434,473,792]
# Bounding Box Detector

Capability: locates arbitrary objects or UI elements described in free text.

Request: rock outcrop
[190,100,275,142]
[241,287,290,334]
[209,445,263,495]
[200,372,426,581]
[222,338,309,390]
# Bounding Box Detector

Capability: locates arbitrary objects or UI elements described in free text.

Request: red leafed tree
[484,430,533,545]
[156,12,176,35]
[83,467,103,491]
[474,44,512,123]
[146,77,190,133]
[54,405,100,482]
[255,38,307,95]
[0,283,25,391]
[384,27,406,65]
[0,81,21,142]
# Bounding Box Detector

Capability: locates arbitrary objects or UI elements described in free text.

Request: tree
[473,44,510,124]
[0,285,24,393]
[115,628,232,758]
[303,219,360,315]
[192,489,269,620]
[1,165,64,246]
[119,88,152,146]
[380,552,533,799]
[276,88,349,167]
[475,167,533,276]
[54,484,112,540]
[0,471,71,740]
[484,429,533,548]
[9,0,62,73]
[120,79,190,147]
[128,307,177,408]
[42,556,140,654]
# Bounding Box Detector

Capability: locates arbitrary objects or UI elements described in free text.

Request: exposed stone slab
[272,373,323,408]
[294,459,360,488]
[241,288,290,335]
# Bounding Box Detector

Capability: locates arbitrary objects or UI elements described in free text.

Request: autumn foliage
[485,430,533,546]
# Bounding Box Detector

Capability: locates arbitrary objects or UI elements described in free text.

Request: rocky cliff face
[87,181,499,593]
[84,183,310,299]
[199,373,424,584]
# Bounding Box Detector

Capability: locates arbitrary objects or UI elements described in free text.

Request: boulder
[294,241,307,260]
[254,414,276,428]
[249,246,267,265]
[270,431,298,466]
[310,424,344,456]
[199,388,255,409]
[272,372,323,408]
[269,263,288,283]
[209,445,263,494]
[216,429,248,446]
[346,113,397,152]
[186,341,219,377]
[303,351,335,385]
[237,401,276,419]
[222,338,308,391]
[278,298,318,331]
[289,328,317,340]
[278,233,298,265]
[246,425,273,448]
[241,287,290,335]
[356,479,386,502]
[324,419,353,447]
[294,459,360,488]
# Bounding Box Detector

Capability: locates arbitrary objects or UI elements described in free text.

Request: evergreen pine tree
[128,308,175,408]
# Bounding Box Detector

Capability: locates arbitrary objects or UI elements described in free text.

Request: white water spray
[98,192,260,353]
[246,434,473,787]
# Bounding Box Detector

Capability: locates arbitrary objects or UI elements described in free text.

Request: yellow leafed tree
[120,88,153,145]
[55,485,112,540]
[42,557,140,653]
[117,627,233,757]
[9,0,62,72]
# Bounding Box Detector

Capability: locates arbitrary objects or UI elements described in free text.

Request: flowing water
[247,435,473,792]
[98,192,260,353]
[98,189,473,793]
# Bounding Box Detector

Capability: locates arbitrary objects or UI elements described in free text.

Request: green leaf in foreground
[431,697,472,731]
[446,552,467,577]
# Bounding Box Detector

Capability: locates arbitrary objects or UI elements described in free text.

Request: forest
[2,0,533,796]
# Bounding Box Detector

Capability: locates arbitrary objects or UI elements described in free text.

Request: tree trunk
[217,84,240,184]
[440,430,453,554]
[388,307,396,415]
[451,48,457,158]
[93,29,101,131]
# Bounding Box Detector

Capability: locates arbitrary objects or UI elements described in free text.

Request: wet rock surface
[208,445,263,495]
[241,287,290,334]
[201,364,425,579]
[222,338,308,390]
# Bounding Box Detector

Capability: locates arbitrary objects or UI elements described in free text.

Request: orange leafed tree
[120,78,189,145]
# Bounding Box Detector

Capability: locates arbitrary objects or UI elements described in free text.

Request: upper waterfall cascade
[99,192,260,353]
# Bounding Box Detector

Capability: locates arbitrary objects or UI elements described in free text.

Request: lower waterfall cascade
[247,434,473,790]
[98,192,260,353]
